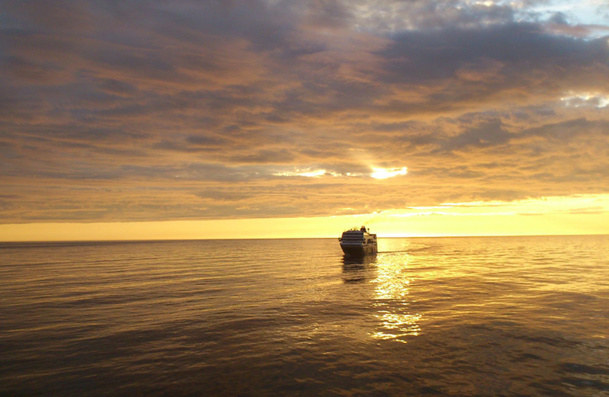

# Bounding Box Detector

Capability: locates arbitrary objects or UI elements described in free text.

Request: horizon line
[2,232,607,244]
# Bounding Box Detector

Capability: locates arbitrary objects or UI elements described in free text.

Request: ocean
[1,235,608,396]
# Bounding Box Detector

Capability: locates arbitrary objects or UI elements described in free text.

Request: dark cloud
[229,149,296,164]
[443,119,512,150]
[381,22,609,94]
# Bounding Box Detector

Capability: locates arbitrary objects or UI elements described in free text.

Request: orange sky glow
[1,1,608,241]
[2,194,608,241]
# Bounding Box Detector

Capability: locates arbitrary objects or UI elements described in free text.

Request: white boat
[339,226,377,256]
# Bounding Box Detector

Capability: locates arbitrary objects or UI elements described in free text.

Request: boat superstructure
[339,226,377,256]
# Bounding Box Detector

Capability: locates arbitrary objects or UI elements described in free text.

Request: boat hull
[340,243,377,257]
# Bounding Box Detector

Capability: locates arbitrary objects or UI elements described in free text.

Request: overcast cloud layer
[1,0,608,222]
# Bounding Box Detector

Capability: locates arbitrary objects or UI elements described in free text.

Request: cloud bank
[1,0,608,222]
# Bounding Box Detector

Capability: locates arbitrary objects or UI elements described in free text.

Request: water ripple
[1,236,608,396]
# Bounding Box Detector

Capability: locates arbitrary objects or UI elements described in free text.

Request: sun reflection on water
[370,253,421,343]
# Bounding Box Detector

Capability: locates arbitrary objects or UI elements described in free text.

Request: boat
[339,226,377,256]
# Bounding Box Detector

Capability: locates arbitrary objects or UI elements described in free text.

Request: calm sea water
[1,236,608,396]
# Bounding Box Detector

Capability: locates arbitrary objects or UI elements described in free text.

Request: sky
[1,0,608,241]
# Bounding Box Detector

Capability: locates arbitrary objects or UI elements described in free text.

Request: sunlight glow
[273,169,329,177]
[273,166,410,179]
[383,194,609,218]
[1,194,607,242]
[370,167,408,180]
[371,259,421,342]
[561,92,609,108]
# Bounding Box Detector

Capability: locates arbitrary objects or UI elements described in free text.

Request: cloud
[0,0,608,223]
[379,23,609,112]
